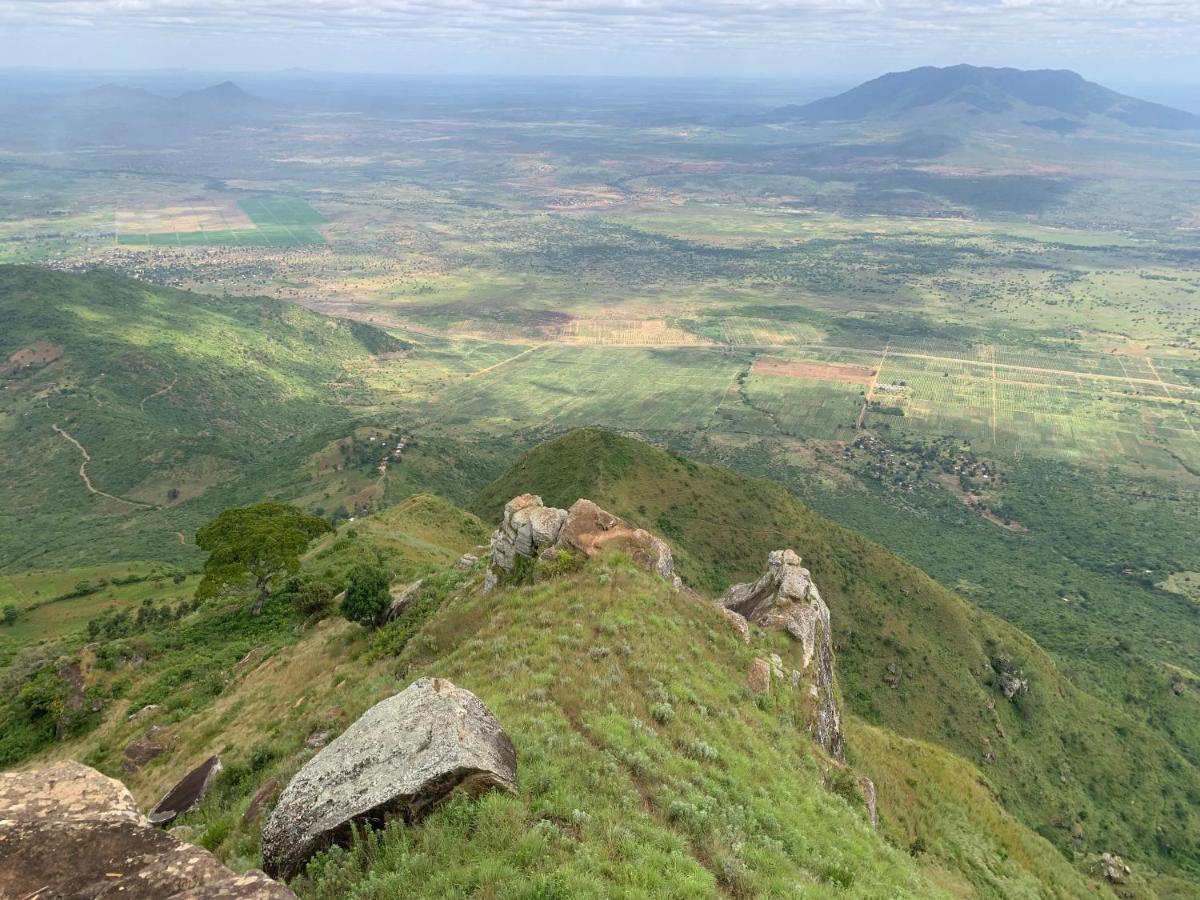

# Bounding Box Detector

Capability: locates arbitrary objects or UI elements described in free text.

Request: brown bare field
[116,199,253,233]
[549,318,709,346]
[753,357,876,384]
[6,341,63,371]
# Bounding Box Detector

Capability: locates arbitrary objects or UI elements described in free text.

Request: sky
[2,0,1199,82]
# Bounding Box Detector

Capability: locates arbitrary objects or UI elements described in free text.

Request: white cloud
[0,0,1196,76]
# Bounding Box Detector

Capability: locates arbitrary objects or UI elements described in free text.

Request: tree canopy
[195,502,331,614]
[340,562,392,627]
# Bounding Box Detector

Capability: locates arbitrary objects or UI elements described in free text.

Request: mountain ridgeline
[2,266,1199,896]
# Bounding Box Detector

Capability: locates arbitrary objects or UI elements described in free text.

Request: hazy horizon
[4,1,1199,84]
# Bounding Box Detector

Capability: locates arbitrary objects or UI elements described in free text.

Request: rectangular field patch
[752,357,875,385]
[117,195,324,248]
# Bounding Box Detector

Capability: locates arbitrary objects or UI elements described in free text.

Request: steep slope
[0,265,407,572]
[474,429,1200,886]
[774,65,1200,131]
[14,492,1103,897]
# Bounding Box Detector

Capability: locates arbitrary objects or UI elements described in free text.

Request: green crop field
[116,196,324,247]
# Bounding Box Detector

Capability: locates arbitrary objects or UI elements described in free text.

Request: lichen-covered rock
[720,549,844,758]
[718,607,750,643]
[148,755,222,826]
[1100,852,1131,884]
[748,658,772,694]
[262,677,517,881]
[0,761,293,899]
[485,495,680,589]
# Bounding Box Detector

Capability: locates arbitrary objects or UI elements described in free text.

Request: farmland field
[116,195,324,247]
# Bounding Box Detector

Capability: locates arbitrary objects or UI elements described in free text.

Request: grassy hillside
[8,488,1106,897]
[0,264,407,572]
[474,429,1200,886]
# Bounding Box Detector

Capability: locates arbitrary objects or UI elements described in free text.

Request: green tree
[2,604,17,627]
[341,563,391,627]
[195,502,331,615]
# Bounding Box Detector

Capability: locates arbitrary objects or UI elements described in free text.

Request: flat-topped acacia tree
[195,502,332,615]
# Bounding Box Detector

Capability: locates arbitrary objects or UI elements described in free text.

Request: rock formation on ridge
[485,494,680,591]
[719,549,844,758]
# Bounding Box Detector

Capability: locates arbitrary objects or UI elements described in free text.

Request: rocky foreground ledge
[0,760,294,898]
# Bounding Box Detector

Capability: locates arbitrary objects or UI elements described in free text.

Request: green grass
[0,265,403,572]
[473,428,1200,884]
[0,430,1139,896]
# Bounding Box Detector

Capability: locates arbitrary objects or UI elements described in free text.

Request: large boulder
[262,677,517,880]
[719,550,844,758]
[0,760,292,899]
[486,494,679,590]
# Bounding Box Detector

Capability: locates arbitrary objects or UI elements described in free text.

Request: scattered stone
[123,736,169,773]
[883,661,901,688]
[304,730,332,749]
[718,607,750,643]
[457,553,479,571]
[262,677,517,880]
[769,653,785,681]
[0,761,293,899]
[128,703,160,722]
[148,755,222,826]
[383,578,424,623]
[859,775,879,829]
[748,658,771,694]
[1100,852,1131,884]
[486,495,680,590]
[234,646,266,675]
[720,550,844,758]
[991,656,1029,700]
[242,777,282,825]
[1171,680,1185,696]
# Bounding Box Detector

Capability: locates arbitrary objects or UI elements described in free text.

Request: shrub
[650,702,675,725]
[341,563,391,627]
[291,580,339,620]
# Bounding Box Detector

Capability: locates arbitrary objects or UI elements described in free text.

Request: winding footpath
[52,424,158,510]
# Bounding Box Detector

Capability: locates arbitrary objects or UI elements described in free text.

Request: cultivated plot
[117,196,324,247]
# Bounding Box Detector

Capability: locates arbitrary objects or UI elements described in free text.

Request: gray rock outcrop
[485,494,680,590]
[262,677,517,880]
[383,578,424,622]
[0,760,293,899]
[719,550,844,758]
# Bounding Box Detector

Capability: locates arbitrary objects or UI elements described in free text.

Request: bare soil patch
[6,341,63,373]
[753,357,875,385]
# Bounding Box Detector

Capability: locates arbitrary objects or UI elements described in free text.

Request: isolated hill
[770,64,1200,132]
[174,80,276,118]
[0,265,405,572]
[475,428,1200,887]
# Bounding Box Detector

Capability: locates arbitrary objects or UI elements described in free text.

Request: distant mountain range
[0,80,276,148]
[769,64,1200,132]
